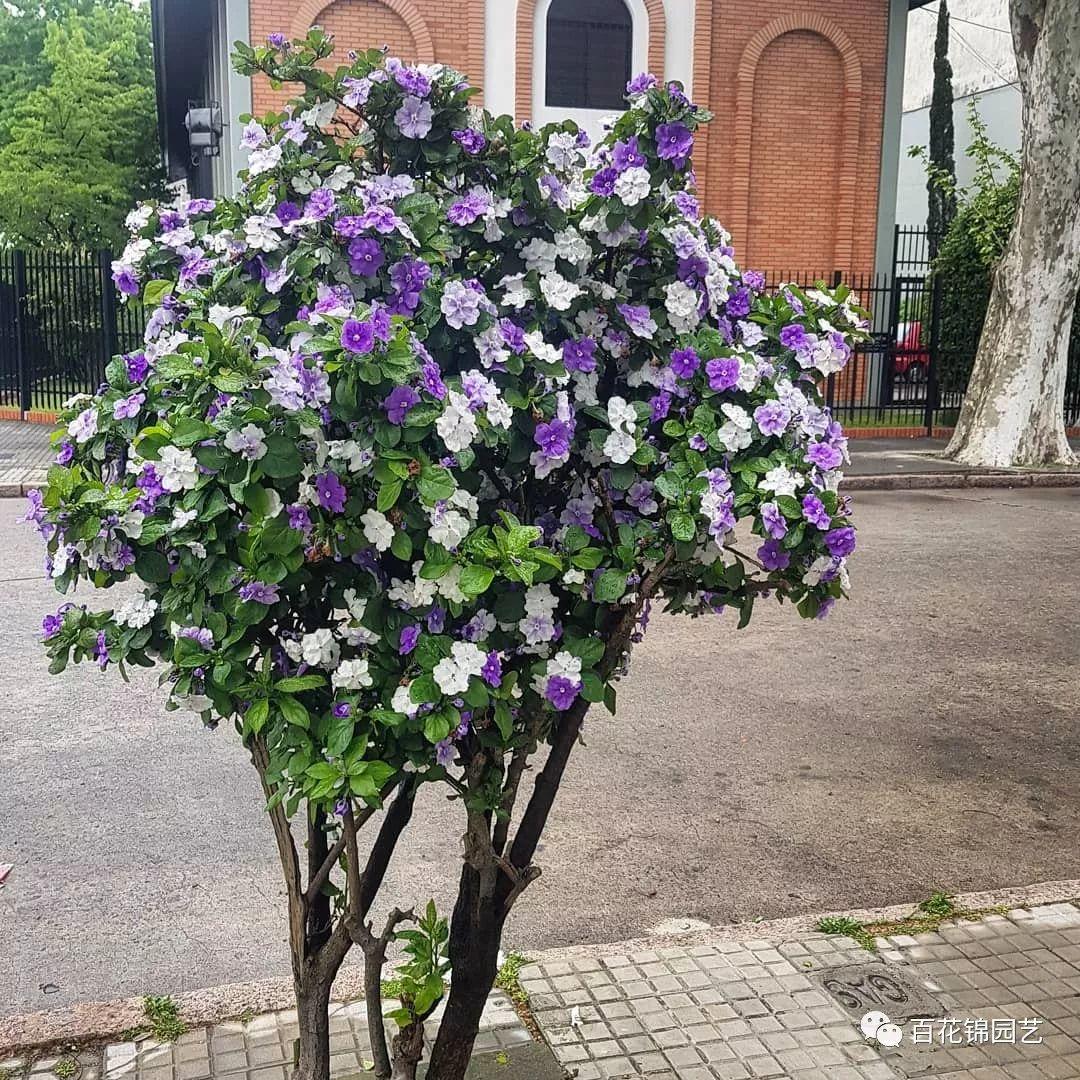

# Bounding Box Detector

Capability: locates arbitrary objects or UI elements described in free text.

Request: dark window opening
[545,0,632,110]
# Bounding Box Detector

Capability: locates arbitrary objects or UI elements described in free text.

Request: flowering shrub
[27,31,864,1080]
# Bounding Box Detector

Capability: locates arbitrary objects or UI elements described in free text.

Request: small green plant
[815,915,877,951]
[142,996,188,1043]
[919,892,955,918]
[494,951,531,1007]
[52,1060,78,1080]
[386,902,450,1030]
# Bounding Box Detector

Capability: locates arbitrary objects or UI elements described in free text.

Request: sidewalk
[0,422,53,495]
[4,889,1080,1080]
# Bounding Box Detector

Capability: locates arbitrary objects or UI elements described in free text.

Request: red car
[894,320,930,382]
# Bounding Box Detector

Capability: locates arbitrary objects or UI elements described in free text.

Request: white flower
[157,446,199,491]
[759,465,804,498]
[545,131,577,170]
[247,143,283,176]
[115,593,158,629]
[68,407,99,444]
[486,396,513,429]
[498,274,531,309]
[361,509,395,552]
[802,555,835,587]
[208,305,249,330]
[433,641,486,695]
[547,650,582,680]
[332,657,373,691]
[603,429,636,464]
[524,331,561,365]
[428,506,471,550]
[540,271,583,311]
[120,509,144,539]
[614,166,651,207]
[125,205,153,231]
[244,214,282,251]
[391,683,418,717]
[665,281,701,333]
[436,391,479,452]
[224,423,268,461]
[520,237,558,275]
[388,563,439,608]
[436,564,468,603]
[170,507,197,531]
[553,227,591,265]
[607,396,637,432]
[717,403,753,452]
[300,628,339,669]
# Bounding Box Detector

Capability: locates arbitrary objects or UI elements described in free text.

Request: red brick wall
[250,0,483,116]
[697,1,888,276]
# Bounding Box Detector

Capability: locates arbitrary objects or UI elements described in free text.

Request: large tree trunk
[294,968,334,1080]
[945,0,1080,467]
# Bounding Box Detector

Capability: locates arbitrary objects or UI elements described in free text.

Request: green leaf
[143,279,173,306]
[423,707,454,745]
[245,698,270,735]
[410,674,440,704]
[458,564,495,596]
[278,695,310,729]
[133,550,171,583]
[593,569,627,602]
[377,479,403,511]
[260,435,302,478]
[655,473,685,501]
[493,701,513,741]
[274,674,326,692]
[667,511,697,542]
[390,530,413,560]
[581,672,605,702]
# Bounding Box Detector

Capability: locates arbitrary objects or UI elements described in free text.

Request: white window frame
[531,0,650,141]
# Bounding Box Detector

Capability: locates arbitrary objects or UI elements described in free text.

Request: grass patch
[817,893,1007,952]
[141,996,188,1043]
[51,1061,78,1080]
[494,951,531,1008]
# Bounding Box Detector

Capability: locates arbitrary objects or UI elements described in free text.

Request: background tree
[0,0,165,248]
[945,0,1080,466]
[927,0,957,251]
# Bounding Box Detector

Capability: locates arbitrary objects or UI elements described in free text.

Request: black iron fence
[0,248,146,414]
[1,228,1078,434]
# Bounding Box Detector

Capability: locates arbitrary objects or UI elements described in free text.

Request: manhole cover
[813,962,944,1022]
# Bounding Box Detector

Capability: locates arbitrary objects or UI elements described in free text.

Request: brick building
[151,0,925,278]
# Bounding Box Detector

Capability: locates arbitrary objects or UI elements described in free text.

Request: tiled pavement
[0,421,51,494]
[520,903,1080,1080]
[5,905,1080,1080]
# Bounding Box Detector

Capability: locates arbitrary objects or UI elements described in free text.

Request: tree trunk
[945,0,1080,467]
[425,864,505,1080]
[294,971,333,1080]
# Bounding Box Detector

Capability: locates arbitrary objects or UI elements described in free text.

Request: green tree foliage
[928,0,957,244]
[0,0,165,248]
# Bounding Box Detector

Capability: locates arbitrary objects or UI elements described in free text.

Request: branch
[492,711,545,856]
[304,802,377,907]
[354,906,415,1080]
[251,739,306,972]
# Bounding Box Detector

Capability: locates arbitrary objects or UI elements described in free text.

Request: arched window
[545,0,632,110]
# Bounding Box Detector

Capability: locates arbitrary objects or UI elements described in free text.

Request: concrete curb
[845,470,1080,491]
[4,878,1079,1056]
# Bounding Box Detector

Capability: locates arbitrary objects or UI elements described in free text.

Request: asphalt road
[2,488,1079,1016]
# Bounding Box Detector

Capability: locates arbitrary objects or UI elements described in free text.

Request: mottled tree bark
[945,0,1080,466]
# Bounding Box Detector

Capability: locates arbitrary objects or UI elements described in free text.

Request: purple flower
[453,128,487,154]
[435,738,455,767]
[673,190,700,220]
[802,493,831,530]
[705,357,740,392]
[315,472,347,514]
[420,359,447,399]
[590,167,618,196]
[399,625,421,655]
[395,95,433,139]
[305,188,335,220]
[348,237,384,278]
[500,319,526,354]
[267,32,287,47]
[387,257,431,314]
[780,324,808,350]
[670,347,700,379]
[760,502,787,540]
[534,418,572,458]
[757,539,790,572]
[650,391,672,422]
[287,503,312,533]
[726,287,751,318]
[688,433,708,452]
[562,337,597,373]
[626,72,658,94]
[113,267,139,296]
[481,651,502,688]
[55,441,74,466]
[743,270,765,291]
[94,630,110,669]
[125,351,149,383]
[384,384,420,424]
[333,702,352,718]
[824,526,857,558]
[113,391,145,420]
[612,136,646,172]
[427,606,446,634]
[617,303,655,337]
[654,122,693,167]
[545,675,581,711]
[447,192,489,226]
[394,66,432,98]
[179,626,214,648]
[238,581,280,604]
[42,608,67,639]
[806,441,844,471]
[341,318,375,355]
[754,402,791,437]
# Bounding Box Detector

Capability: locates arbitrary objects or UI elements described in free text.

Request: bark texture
[945,0,1080,467]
